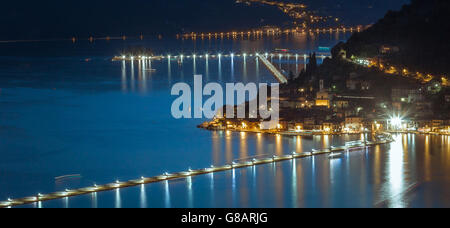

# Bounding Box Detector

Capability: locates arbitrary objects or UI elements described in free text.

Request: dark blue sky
[0,0,409,40]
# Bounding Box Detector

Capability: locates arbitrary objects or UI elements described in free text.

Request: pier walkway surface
[256,53,288,83]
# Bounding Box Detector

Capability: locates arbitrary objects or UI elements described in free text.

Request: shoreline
[198,125,450,137]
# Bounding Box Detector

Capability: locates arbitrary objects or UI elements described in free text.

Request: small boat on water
[55,174,82,181]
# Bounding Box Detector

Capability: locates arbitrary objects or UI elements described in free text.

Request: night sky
[1,0,409,40]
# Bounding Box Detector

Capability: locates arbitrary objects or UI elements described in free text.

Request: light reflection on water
[92,192,98,208]
[30,134,450,208]
[115,188,121,208]
[140,185,146,208]
[4,33,449,208]
[164,180,170,208]
[386,134,405,208]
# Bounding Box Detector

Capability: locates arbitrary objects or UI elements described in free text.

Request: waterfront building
[392,86,424,103]
[315,81,330,108]
[344,116,363,132]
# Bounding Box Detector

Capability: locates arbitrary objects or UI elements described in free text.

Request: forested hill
[0,0,289,40]
[1,0,408,40]
[336,0,450,75]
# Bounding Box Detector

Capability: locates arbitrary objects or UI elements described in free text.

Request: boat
[318,46,331,51]
[274,48,289,53]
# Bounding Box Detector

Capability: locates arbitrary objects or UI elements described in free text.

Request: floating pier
[0,138,393,208]
[256,53,288,83]
[111,52,331,62]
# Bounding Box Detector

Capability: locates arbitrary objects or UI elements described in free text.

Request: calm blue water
[7,32,449,208]
[14,134,450,208]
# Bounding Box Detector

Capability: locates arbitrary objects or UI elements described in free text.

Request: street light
[390,116,403,128]
[389,115,404,131]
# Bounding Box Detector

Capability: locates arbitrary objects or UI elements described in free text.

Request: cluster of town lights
[354,58,447,85]
[180,26,363,39]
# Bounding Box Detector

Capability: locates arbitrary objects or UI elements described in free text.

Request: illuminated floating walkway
[112,52,331,62]
[256,53,288,83]
[0,138,392,208]
[112,52,330,85]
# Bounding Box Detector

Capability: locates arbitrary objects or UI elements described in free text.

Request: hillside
[0,0,289,40]
[336,0,450,75]
[1,0,410,40]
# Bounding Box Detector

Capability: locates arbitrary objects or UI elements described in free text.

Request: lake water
[3,32,449,208]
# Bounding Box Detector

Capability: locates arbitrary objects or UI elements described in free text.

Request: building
[346,79,358,90]
[380,45,400,54]
[344,117,363,132]
[315,99,330,108]
[303,117,323,130]
[335,100,349,109]
[361,81,371,90]
[391,86,424,103]
[432,120,444,132]
[279,97,313,109]
[346,79,371,91]
[315,83,330,108]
